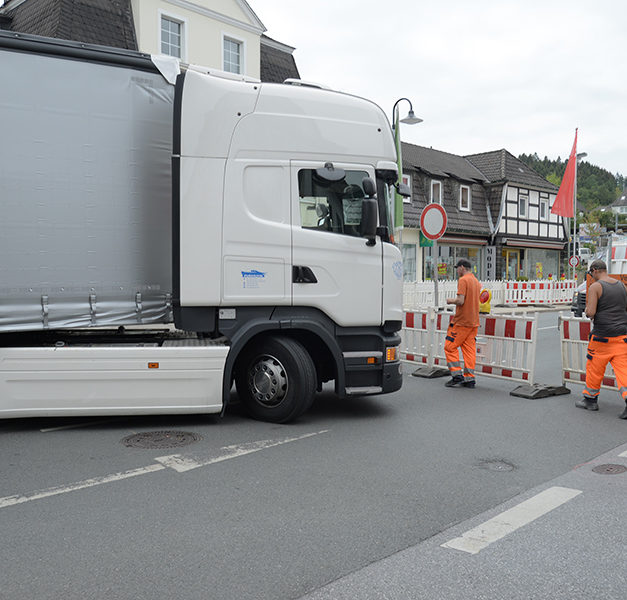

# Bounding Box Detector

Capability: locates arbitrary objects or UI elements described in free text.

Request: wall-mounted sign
[485,246,496,280]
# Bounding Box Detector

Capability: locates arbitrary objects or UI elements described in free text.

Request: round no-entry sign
[569,255,580,268]
[420,203,448,240]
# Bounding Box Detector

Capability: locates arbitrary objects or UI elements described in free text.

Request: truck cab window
[298,169,369,238]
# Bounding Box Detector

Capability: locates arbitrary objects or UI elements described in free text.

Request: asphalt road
[1,311,626,600]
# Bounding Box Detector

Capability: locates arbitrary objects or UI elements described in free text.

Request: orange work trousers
[444,324,478,383]
[584,334,627,402]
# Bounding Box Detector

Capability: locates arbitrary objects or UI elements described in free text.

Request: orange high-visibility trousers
[584,335,627,402]
[444,324,478,382]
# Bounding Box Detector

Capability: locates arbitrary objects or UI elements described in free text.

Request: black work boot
[619,405,627,420]
[575,397,599,411]
[445,375,464,388]
[461,379,476,388]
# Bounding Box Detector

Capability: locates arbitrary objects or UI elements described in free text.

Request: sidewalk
[299,440,627,600]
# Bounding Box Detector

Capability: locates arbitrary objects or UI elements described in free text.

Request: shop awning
[439,236,488,245]
[504,239,565,250]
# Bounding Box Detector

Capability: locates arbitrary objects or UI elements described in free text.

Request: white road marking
[618,450,627,458]
[40,418,121,432]
[0,464,165,509]
[441,486,582,554]
[0,430,328,509]
[155,430,329,472]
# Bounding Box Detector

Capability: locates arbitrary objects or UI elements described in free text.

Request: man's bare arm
[585,282,601,319]
[447,294,465,307]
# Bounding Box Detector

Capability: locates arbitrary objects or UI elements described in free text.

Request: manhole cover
[477,459,516,472]
[122,431,201,449]
[591,463,627,475]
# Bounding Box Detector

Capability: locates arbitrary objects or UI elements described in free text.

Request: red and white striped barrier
[612,245,627,261]
[559,314,617,390]
[504,280,576,305]
[401,308,538,384]
[404,280,576,309]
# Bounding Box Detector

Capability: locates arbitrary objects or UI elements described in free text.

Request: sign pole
[433,239,439,307]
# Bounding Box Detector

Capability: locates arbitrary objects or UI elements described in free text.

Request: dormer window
[459,185,471,211]
[431,180,442,204]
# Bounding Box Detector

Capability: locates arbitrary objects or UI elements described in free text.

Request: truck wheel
[235,336,316,423]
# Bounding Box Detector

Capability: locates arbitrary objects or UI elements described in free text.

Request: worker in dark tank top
[575,259,627,419]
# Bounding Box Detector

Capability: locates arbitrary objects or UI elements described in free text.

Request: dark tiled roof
[3,0,137,50]
[400,143,491,236]
[465,149,558,192]
[611,193,627,208]
[402,143,488,183]
[260,34,299,83]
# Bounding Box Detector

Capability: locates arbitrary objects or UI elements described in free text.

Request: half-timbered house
[400,143,566,281]
[465,150,563,280]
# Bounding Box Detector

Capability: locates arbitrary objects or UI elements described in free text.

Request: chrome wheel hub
[248,354,288,407]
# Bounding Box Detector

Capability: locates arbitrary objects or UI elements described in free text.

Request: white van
[579,248,591,264]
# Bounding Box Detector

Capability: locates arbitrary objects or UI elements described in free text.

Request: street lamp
[391,98,422,248]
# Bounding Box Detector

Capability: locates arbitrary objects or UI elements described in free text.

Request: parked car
[571,282,587,317]
[579,248,591,264]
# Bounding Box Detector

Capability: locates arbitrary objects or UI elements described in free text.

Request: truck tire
[235,336,316,423]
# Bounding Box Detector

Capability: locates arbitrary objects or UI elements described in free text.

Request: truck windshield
[298,169,369,238]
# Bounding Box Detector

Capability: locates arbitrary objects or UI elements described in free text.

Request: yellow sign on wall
[535,262,543,279]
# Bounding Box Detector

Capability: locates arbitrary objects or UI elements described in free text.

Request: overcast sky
[253,0,626,177]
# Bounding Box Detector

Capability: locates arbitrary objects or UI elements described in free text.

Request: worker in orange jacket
[444,259,481,388]
[576,260,627,419]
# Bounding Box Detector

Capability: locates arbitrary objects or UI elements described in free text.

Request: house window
[519,195,528,218]
[539,197,548,220]
[160,15,183,58]
[223,37,242,74]
[459,185,471,211]
[402,174,411,204]
[431,180,442,204]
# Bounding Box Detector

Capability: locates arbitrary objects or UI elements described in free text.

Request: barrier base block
[411,366,450,379]
[510,383,571,399]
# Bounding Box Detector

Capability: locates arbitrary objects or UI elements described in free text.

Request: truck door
[291,162,383,326]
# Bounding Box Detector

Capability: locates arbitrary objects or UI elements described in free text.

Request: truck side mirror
[361,177,378,246]
[396,182,411,197]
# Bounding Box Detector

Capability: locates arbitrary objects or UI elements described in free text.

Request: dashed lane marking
[155,430,328,472]
[441,486,582,554]
[0,430,329,510]
[0,464,165,509]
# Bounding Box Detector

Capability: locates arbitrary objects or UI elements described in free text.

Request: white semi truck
[0,32,404,423]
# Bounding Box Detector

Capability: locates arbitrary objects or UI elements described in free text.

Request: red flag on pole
[551,129,578,218]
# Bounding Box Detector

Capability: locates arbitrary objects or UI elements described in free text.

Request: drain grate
[477,459,516,472]
[591,463,627,475]
[122,431,201,449]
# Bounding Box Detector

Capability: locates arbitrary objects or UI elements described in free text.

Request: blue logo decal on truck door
[392,261,403,281]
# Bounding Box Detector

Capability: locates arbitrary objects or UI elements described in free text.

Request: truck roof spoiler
[187,64,261,83]
[283,79,332,90]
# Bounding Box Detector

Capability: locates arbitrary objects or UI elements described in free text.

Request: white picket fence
[403,279,577,309]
